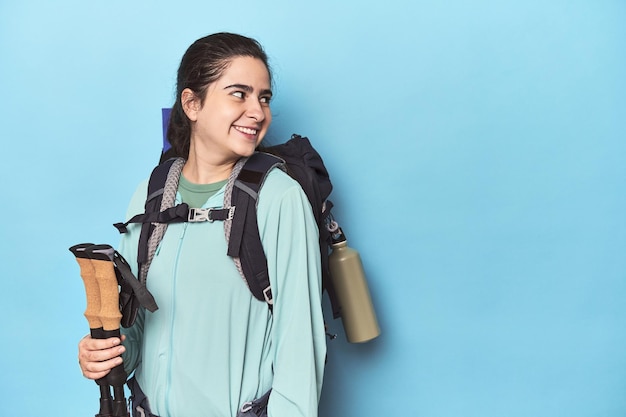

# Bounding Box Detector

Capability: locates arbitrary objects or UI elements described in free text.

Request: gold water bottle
[328,230,380,343]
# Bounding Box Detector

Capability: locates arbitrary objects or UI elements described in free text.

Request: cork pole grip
[69,243,103,330]
[75,257,103,329]
[91,258,123,331]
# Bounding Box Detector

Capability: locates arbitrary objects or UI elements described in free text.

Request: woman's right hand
[78,334,126,380]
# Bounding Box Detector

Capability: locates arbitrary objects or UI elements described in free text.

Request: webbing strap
[226,153,285,259]
[224,153,285,305]
[112,250,158,313]
[118,204,233,227]
[120,204,187,227]
[230,188,271,304]
[226,193,248,259]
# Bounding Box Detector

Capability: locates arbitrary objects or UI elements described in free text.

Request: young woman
[77,32,327,417]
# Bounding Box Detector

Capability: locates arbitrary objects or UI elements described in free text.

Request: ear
[181,88,200,122]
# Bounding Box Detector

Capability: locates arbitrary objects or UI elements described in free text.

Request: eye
[230,91,245,99]
[260,95,272,105]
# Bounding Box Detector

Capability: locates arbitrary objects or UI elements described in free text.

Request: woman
[78,32,327,417]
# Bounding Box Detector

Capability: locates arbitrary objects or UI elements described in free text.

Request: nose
[246,99,266,122]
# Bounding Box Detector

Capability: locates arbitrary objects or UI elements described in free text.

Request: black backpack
[115,134,341,319]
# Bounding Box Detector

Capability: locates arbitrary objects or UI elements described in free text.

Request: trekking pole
[70,243,130,417]
[70,243,114,417]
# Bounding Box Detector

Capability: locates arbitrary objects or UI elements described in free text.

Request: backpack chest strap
[115,204,235,231]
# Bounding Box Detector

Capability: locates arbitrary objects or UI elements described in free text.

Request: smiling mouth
[234,126,258,136]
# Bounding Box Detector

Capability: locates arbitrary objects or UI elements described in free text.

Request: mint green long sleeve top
[119,168,327,417]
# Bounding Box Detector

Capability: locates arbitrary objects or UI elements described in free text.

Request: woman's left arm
[258,172,327,417]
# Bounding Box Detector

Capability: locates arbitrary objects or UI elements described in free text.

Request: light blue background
[1,1,625,416]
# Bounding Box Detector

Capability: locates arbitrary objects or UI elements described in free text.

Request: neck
[182,142,237,184]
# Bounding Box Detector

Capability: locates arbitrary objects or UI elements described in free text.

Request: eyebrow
[224,84,273,97]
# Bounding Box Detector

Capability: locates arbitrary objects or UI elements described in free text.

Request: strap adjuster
[263,286,273,305]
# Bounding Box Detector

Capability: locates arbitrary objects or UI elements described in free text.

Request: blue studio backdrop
[1,1,625,416]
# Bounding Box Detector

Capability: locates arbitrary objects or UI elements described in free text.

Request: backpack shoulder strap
[223,152,285,305]
[139,158,185,282]
[113,158,185,284]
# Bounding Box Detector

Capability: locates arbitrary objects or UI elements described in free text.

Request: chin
[236,146,257,158]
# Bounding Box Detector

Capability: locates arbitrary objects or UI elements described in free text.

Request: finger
[80,355,124,380]
[80,343,125,364]
[79,335,123,354]
[83,369,110,381]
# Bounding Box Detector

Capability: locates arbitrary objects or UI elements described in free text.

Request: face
[183,56,272,163]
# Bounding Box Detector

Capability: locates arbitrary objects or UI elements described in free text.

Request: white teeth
[235,126,257,135]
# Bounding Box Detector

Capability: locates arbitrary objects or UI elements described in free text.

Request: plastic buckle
[188,208,213,222]
[263,286,273,305]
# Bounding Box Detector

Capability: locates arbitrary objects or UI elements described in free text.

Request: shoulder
[258,167,306,205]
[262,167,300,191]
[257,167,316,228]
[125,179,149,220]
